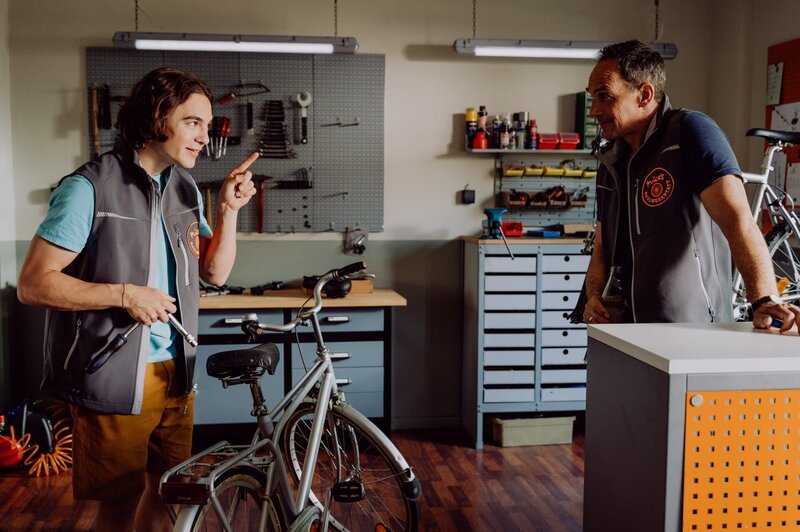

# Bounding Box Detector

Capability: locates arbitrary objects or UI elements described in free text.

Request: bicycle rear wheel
[281,402,420,531]
[176,469,284,531]
[733,222,800,320]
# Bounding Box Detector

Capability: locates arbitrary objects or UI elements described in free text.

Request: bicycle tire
[174,468,285,531]
[733,223,800,320]
[281,402,420,531]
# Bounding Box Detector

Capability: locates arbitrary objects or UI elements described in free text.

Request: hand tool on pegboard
[258,100,296,159]
[197,180,223,225]
[252,174,274,233]
[294,91,312,144]
[217,81,270,105]
[246,101,255,143]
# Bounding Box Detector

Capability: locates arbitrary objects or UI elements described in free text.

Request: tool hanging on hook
[217,81,270,105]
[295,91,312,144]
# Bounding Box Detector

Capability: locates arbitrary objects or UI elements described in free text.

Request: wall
[5,0,771,427]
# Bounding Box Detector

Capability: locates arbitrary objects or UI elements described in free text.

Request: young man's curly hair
[116,67,213,149]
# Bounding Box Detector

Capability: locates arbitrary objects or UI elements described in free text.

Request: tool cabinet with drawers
[195,290,406,432]
[462,238,588,448]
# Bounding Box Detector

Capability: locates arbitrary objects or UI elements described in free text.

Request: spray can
[465,108,478,147]
[477,105,488,132]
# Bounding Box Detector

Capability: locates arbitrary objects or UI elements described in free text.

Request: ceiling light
[113,32,358,54]
[453,38,678,60]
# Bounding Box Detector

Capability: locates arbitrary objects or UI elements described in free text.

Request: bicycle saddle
[206,343,280,380]
[746,128,800,145]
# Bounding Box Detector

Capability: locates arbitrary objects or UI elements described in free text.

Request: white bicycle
[732,128,800,320]
[159,261,421,531]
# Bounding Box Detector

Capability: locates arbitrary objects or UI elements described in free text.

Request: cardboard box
[492,416,575,447]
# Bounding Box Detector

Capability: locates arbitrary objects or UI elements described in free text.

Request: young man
[581,40,800,332]
[17,67,258,531]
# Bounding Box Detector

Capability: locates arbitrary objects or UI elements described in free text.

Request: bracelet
[121,283,126,309]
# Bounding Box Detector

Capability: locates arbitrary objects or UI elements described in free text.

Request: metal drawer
[194,343,284,424]
[484,388,535,403]
[483,370,535,385]
[541,254,590,272]
[345,392,383,418]
[542,347,587,365]
[541,329,587,347]
[541,386,586,402]
[484,333,535,348]
[291,366,383,393]
[541,310,585,329]
[485,256,536,273]
[485,275,536,292]
[199,310,283,336]
[292,341,383,368]
[290,308,384,333]
[484,312,535,330]
[541,369,587,384]
[541,292,581,310]
[541,273,585,291]
[484,294,536,310]
[483,350,535,366]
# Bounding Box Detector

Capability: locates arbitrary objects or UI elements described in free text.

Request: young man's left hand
[219,152,259,214]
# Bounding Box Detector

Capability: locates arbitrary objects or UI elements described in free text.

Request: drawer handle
[562,312,569,318]
[564,274,571,281]
[562,295,569,302]
[563,349,569,355]
[562,331,569,337]
[223,318,243,324]
[336,378,352,386]
[330,352,351,361]
[324,316,350,324]
[563,256,571,262]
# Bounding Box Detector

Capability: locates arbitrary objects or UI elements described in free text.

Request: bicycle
[158,261,422,531]
[732,128,800,320]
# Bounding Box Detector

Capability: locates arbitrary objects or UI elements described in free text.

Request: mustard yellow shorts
[70,358,195,501]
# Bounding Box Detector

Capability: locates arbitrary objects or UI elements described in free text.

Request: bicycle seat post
[249,381,274,438]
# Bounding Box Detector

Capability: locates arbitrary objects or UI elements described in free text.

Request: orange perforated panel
[683,390,800,530]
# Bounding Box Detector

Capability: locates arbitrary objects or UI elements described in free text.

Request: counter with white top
[583,322,800,532]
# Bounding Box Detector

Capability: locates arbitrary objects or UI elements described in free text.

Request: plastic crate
[492,416,575,447]
[558,132,581,150]
[538,133,558,150]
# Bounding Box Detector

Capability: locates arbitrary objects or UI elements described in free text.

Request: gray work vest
[41,142,201,414]
[594,101,733,323]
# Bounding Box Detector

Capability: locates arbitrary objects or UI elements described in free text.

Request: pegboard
[682,389,800,530]
[764,38,800,173]
[86,48,385,233]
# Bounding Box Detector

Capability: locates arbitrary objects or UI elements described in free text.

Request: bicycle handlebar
[241,261,368,338]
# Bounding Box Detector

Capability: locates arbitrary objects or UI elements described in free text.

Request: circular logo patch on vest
[187,222,200,258]
[641,167,675,207]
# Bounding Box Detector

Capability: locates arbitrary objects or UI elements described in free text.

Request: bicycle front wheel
[176,469,284,531]
[282,403,419,531]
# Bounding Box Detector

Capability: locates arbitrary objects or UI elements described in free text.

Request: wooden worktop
[199,288,407,310]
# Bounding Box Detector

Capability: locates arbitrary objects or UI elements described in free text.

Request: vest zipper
[633,178,641,235]
[62,318,82,370]
[174,225,191,287]
[626,158,637,322]
[693,248,716,321]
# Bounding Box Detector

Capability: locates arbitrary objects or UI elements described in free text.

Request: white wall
[7,0,737,243]
[0,0,15,286]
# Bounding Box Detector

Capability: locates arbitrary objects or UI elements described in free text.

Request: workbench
[583,322,800,531]
[196,289,406,431]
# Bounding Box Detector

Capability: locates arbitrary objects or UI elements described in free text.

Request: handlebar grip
[337,261,367,277]
[86,333,128,374]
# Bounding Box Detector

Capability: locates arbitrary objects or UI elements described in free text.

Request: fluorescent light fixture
[113,32,358,54]
[453,38,678,60]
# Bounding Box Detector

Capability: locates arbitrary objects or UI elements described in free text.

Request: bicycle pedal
[331,480,365,503]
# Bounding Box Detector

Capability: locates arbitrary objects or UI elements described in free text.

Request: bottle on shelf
[491,115,502,149]
[477,105,488,133]
[500,113,512,149]
[601,265,627,323]
[465,107,478,147]
[527,119,539,150]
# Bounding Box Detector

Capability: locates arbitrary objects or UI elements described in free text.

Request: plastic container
[492,416,575,447]
[501,221,523,237]
[558,132,581,150]
[538,133,558,150]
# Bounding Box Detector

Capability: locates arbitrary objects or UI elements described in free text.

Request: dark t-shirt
[609,111,741,300]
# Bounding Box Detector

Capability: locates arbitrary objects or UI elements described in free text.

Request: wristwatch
[750,294,781,312]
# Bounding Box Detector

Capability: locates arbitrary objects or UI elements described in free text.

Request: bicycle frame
[734,140,800,307]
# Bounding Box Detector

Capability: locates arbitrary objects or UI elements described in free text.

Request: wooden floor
[0,426,585,531]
